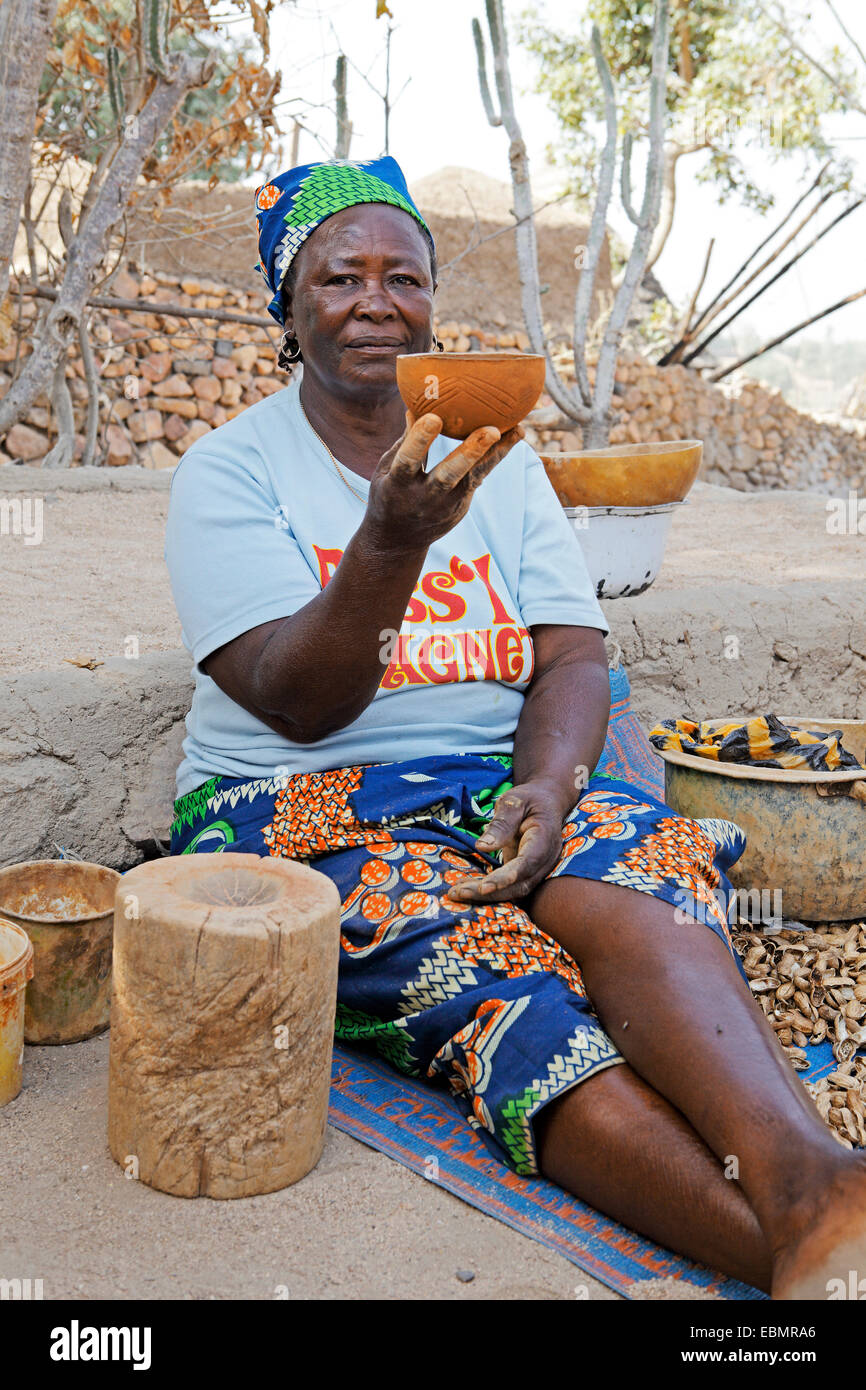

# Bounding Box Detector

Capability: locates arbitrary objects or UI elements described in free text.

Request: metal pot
[0,860,119,1044]
[656,717,866,921]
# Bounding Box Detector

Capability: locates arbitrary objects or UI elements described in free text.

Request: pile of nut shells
[733,921,866,1150]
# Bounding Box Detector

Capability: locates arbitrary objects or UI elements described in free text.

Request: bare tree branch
[645,141,685,269]
[22,178,39,284]
[0,51,215,437]
[472,17,501,128]
[475,0,671,445]
[475,0,586,421]
[588,0,670,446]
[675,0,694,83]
[437,188,571,276]
[32,156,71,244]
[573,24,619,409]
[754,0,866,119]
[620,131,641,226]
[43,360,75,467]
[334,54,352,158]
[710,286,866,381]
[676,235,714,339]
[78,314,101,468]
[683,196,864,365]
[823,0,866,73]
[57,187,74,250]
[0,0,60,308]
[21,281,277,332]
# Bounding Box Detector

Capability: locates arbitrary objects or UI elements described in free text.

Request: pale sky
[250,0,866,349]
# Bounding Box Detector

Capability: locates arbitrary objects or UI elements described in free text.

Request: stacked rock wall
[2,268,865,493]
[530,349,866,495]
[1,270,281,469]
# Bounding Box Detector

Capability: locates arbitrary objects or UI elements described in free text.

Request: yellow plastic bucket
[0,919,34,1106]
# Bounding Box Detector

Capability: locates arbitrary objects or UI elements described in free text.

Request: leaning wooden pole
[710,287,866,383]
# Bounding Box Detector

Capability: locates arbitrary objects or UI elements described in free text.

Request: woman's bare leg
[535,1062,772,1290]
[529,876,866,1300]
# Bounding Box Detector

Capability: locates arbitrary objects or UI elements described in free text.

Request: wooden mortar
[108,853,341,1199]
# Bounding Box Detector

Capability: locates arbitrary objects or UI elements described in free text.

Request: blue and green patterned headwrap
[254,156,433,324]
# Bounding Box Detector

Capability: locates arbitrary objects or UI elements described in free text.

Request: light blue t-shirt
[164,376,608,798]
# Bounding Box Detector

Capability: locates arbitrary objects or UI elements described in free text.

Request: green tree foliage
[519,0,856,241]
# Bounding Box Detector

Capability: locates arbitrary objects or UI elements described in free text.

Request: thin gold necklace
[302,405,368,503]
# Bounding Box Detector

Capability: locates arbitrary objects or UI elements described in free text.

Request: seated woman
[165,156,865,1300]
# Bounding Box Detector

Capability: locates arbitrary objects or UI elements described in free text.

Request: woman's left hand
[446,780,568,905]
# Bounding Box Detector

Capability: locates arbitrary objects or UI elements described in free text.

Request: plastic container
[0,919,34,1104]
[0,860,120,1044]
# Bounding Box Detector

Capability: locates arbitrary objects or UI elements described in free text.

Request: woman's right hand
[362,412,524,555]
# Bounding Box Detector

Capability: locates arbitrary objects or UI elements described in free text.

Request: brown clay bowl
[540,440,703,508]
[396,352,546,440]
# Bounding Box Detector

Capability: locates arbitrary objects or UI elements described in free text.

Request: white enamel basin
[565,502,681,599]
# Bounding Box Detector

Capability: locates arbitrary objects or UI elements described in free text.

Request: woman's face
[283,203,436,401]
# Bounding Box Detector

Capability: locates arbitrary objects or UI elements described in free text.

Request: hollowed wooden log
[108,854,341,1198]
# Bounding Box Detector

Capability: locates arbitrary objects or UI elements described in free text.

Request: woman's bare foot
[771,1158,866,1300]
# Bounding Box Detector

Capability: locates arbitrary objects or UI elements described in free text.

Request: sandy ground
[0,481,181,678]
[1,471,863,679]
[2,1034,619,1302]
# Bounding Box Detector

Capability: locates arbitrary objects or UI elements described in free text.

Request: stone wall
[528,350,866,495]
[2,268,865,493]
[1,269,281,470]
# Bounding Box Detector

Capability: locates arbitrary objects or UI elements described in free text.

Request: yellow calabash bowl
[540,440,703,508]
[396,351,546,440]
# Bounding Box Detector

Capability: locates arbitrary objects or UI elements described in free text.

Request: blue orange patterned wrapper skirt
[169,738,748,1177]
